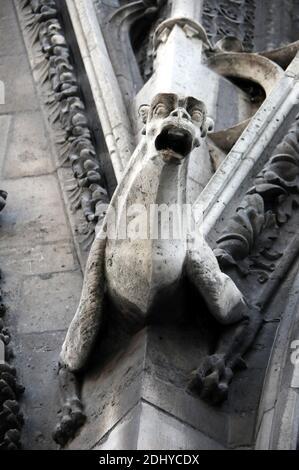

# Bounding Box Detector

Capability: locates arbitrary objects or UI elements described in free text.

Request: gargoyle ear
[139,104,150,125]
[201,117,214,138]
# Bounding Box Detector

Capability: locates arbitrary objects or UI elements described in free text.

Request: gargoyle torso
[103,93,212,321]
[105,138,189,321]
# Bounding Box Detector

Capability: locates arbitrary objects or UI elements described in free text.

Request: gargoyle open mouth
[155,126,194,161]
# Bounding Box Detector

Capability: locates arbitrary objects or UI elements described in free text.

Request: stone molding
[194,56,299,238]
[65,0,135,180]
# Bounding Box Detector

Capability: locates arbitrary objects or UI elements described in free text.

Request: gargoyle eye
[154,104,168,117]
[191,109,203,122]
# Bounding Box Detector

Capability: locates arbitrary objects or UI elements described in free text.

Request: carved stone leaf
[216,112,299,283]
[255,212,279,251]
[216,194,265,262]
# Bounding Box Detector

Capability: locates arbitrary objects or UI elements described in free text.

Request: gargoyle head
[139,93,214,163]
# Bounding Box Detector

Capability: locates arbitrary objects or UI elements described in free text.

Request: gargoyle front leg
[53,365,86,446]
[53,234,107,446]
[189,308,262,404]
[186,237,262,404]
[198,305,262,403]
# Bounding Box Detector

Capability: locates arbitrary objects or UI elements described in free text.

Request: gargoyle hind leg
[53,235,107,446]
[186,237,262,404]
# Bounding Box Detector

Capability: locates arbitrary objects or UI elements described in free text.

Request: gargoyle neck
[154,157,189,207]
[140,140,189,207]
[112,142,190,231]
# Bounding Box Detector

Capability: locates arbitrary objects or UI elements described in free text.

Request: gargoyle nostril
[170,108,191,120]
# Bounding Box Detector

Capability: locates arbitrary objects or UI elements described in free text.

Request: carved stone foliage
[0,306,25,450]
[202,0,299,54]
[0,197,25,451]
[215,114,299,284]
[202,0,256,51]
[20,0,109,247]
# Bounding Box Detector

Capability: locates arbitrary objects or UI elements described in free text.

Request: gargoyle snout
[170,107,191,121]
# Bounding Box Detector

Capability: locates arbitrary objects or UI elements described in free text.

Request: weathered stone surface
[68,329,146,450]
[255,268,299,450]
[141,325,227,443]
[66,0,134,179]
[13,331,65,450]
[94,400,226,450]
[93,404,140,451]
[0,16,24,57]
[137,401,225,450]
[57,167,91,269]
[0,115,12,170]
[0,176,71,248]
[0,55,38,114]
[18,271,82,334]
[0,242,78,277]
[3,112,54,178]
[0,0,84,450]
[198,74,299,240]
[67,325,228,450]
[255,408,275,450]
[0,0,16,21]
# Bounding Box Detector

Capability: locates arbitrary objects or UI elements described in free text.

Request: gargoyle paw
[53,398,86,447]
[189,354,233,405]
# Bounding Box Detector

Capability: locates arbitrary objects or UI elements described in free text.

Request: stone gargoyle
[53,93,261,446]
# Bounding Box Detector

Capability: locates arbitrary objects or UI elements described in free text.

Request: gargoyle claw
[53,399,86,447]
[189,354,233,405]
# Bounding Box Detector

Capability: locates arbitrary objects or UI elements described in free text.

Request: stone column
[171,0,203,19]
[136,0,209,105]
